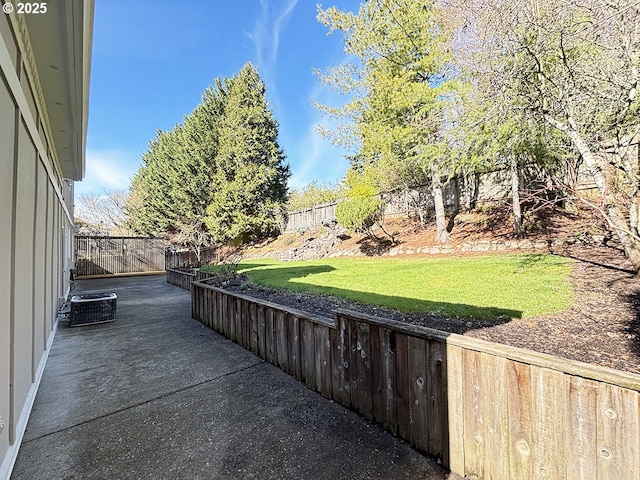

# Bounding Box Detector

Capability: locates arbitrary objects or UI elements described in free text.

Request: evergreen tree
[316,0,458,242]
[130,64,290,254]
[129,80,228,262]
[130,128,181,235]
[205,63,290,243]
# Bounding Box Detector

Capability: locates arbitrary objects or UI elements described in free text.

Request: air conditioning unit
[69,293,117,327]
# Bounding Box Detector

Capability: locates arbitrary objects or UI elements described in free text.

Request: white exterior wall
[0,4,88,478]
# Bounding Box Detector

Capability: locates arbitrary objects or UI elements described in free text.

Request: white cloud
[289,110,350,190]
[247,0,298,69]
[75,149,140,198]
[245,0,298,113]
[287,80,354,189]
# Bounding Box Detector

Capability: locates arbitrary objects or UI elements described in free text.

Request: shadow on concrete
[11,275,451,480]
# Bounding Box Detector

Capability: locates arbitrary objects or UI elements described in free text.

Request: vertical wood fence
[285,201,339,232]
[165,248,220,269]
[74,236,165,277]
[282,163,606,233]
[168,270,640,480]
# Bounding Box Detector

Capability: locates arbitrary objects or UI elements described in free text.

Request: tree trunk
[630,190,639,238]
[511,157,523,238]
[545,113,640,273]
[623,141,640,238]
[432,165,449,244]
[604,202,640,270]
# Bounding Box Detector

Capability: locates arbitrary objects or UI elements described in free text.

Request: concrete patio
[11,275,450,479]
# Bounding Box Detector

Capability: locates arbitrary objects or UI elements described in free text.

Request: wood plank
[211,291,220,331]
[207,285,333,327]
[446,344,464,476]
[200,288,207,326]
[221,293,229,337]
[408,336,429,454]
[445,330,640,393]
[336,308,640,392]
[257,304,266,359]
[329,322,341,402]
[204,288,210,326]
[224,292,230,336]
[264,307,276,365]
[314,324,332,398]
[531,366,567,480]
[462,348,484,480]
[233,297,242,343]
[381,329,398,436]
[210,290,216,330]
[427,339,448,463]
[596,383,640,479]
[238,298,245,345]
[301,319,316,390]
[233,297,241,344]
[370,324,385,425]
[356,321,373,421]
[225,293,233,338]
[242,299,251,348]
[507,361,534,479]
[346,314,359,410]
[191,284,198,319]
[190,285,197,320]
[213,290,220,332]
[191,284,202,322]
[199,289,211,327]
[205,289,212,328]
[566,376,598,480]
[195,292,640,480]
[275,310,289,373]
[249,302,258,354]
[210,290,216,329]
[481,354,510,480]
[288,314,302,380]
[209,290,216,328]
[216,291,223,332]
[331,314,350,405]
[395,333,410,441]
[201,287,206,324]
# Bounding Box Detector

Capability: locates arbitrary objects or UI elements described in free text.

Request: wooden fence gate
[74,236,165,277]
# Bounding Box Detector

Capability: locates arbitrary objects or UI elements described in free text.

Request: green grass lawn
[205,254,573,320]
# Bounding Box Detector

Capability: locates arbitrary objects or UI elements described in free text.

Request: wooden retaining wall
[170,270,640,479]
[165,268,197,290]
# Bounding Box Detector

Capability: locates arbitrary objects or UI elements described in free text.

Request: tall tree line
[129,63,290,261]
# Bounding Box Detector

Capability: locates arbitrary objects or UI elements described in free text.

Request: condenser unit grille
[69,293,117,327]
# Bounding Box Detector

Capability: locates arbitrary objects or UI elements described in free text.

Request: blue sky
[80,0,361,198]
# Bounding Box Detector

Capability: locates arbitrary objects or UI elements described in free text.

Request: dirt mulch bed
[467,244,640,375]
[217,243,640,376]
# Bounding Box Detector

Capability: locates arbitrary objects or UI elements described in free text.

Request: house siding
[0,5,89,477]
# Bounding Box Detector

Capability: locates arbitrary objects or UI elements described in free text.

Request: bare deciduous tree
[449,0,640,271]
[74,189,137,236]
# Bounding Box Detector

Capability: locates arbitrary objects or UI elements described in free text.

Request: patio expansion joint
[20,359,265,444]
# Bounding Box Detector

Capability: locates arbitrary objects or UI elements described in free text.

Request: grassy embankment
[204,254,573,320]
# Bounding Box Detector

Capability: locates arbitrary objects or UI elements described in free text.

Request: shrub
[336,196,385,233]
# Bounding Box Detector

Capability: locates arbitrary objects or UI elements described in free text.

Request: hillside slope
[231,207,640,374]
